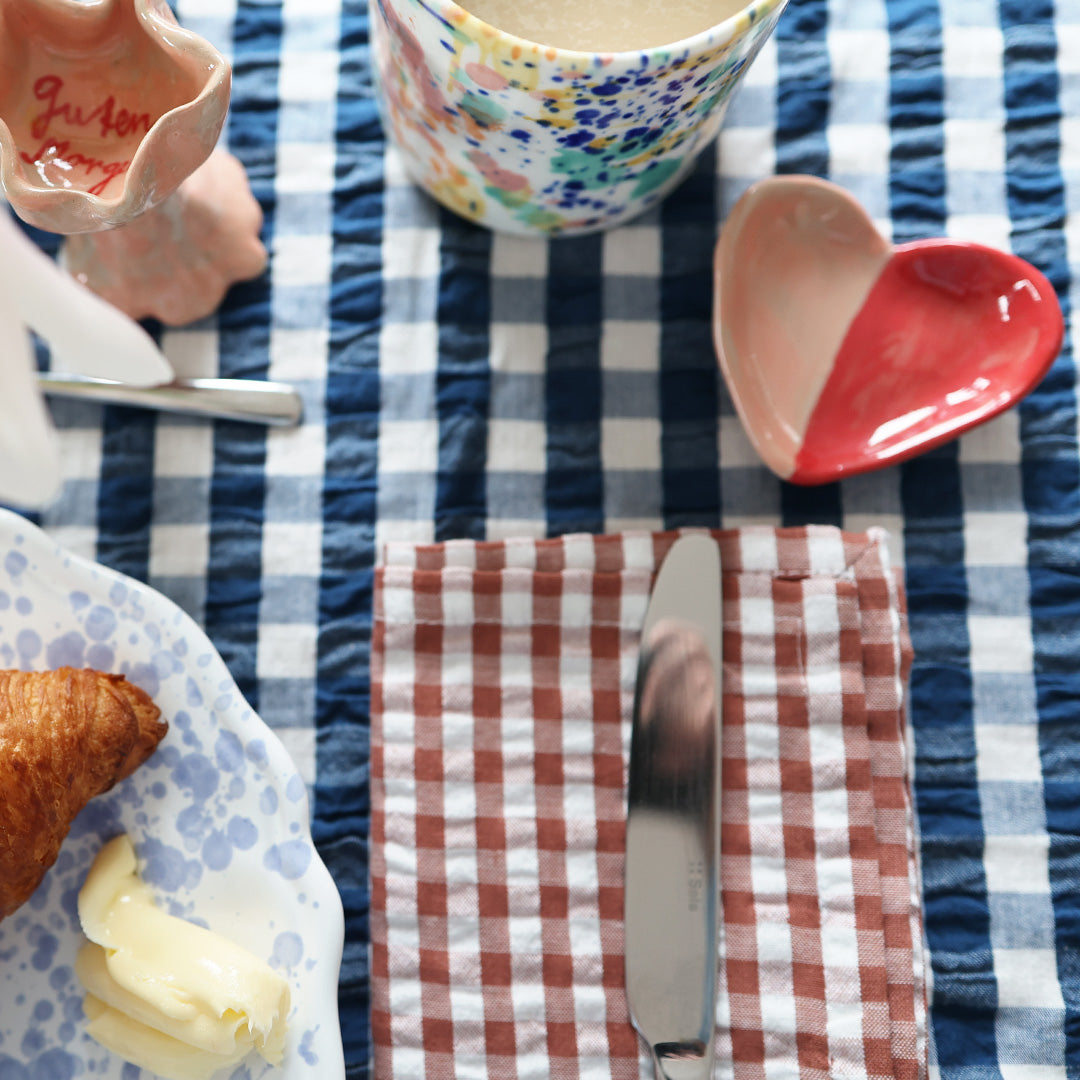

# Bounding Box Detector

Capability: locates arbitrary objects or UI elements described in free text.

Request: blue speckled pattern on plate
[0,508,345,1080]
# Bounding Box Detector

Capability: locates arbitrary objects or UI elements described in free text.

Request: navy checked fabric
[16,0,1080,1077]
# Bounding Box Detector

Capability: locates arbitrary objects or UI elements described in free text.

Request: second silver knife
[624,533,723,1080]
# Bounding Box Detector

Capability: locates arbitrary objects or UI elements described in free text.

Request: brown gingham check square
[370,527,927,1079]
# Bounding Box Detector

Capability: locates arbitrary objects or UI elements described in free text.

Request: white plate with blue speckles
[0,508,345,1079]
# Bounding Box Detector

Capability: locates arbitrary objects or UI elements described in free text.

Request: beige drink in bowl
[369,0,788,235]
[458,0,751,52]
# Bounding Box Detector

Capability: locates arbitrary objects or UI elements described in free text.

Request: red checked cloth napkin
[370,527,928,1080]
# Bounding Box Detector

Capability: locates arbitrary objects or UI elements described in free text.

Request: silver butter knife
[38,373,303,427]
[624,533,722,1080]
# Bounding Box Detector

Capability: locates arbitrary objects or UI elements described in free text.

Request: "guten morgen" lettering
[18,74,153,195]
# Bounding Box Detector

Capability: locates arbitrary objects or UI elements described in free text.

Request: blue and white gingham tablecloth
[18,0,1080,1076]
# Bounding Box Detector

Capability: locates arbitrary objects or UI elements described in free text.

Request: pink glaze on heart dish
[713,175,1064,484]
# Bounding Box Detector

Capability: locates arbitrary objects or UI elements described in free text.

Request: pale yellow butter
[77,834,291,1080]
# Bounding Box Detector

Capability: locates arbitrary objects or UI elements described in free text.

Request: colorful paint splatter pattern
[370,0,788,234]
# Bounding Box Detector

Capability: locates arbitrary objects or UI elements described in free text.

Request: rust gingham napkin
[370,527,927,1080]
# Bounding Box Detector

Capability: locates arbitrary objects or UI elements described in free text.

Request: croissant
[0,667,168,921]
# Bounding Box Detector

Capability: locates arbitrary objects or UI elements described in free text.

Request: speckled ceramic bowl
[369,0,788,235]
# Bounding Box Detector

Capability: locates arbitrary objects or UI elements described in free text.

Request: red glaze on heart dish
[713,174,1064,485]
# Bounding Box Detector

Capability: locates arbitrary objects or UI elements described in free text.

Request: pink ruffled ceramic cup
[369,0,789,236]
[0,0,228,231]
[0,0,267,325]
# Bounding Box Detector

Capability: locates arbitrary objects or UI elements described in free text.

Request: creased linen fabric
[21,2,1080,1076]
[371,527,926,1079]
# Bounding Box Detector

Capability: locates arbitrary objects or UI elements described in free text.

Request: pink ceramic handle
[0,208,172,385]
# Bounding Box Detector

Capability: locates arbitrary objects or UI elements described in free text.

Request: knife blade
[38,373,303,427]
[624,533,722,1080]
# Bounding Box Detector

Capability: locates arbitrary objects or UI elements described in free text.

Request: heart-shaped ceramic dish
[713,174,1065,484]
